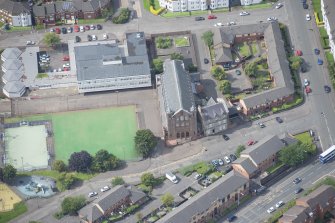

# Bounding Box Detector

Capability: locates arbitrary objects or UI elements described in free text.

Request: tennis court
[5,106,138,162]
[4,125,49,171]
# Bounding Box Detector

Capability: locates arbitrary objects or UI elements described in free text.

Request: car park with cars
[214,22,223,27]
[80,26,85,32]
[87,35,92,41]
[26,41,35,45]
[49,28,55,33]
[97,24,102,30]
[67,27,72,33]
[92,35,97,41]
[227,21,236,26]
[267,17,278,22]
[103,33,108,40]
[74,26,79,32]
[194,173,202,180]
[90,24,95,30]
[62,56,69,61]
[61,27,67,34]
[85,25,90,31]
[55,28,61,34]
[218,158,224,166]
[247,140,255,146]
[229,154,237,162]
[75,36,81,42]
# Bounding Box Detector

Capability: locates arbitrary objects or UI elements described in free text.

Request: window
[181,132,185,138]
[186,132,189,138]
[177,133,180,138]
[185,115,189,121]
[180,116,184,121]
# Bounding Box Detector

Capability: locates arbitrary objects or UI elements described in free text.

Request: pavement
[4,0,335,222]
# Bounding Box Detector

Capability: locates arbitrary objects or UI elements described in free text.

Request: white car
[26,40,35,45]
[224,156,231,164]
[80,26,84,32]
[276,201,284,208]
[267,207,275,213]
[304,79,309,86]
[239,11,249,16]
[63,63,70,68]
[306,14,311,21]
[194,173,202,180]
[90,24,95,30]
[103,33,108,40]
[100,186,110,192]
[218,158,224,166]
[267,17,278,22]
[275,3,283,9]
[92,35,97,41]
[88,192,98,197]
[227,21,236,26]
[67,27,72,33]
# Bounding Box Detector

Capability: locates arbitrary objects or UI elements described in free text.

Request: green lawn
[161,10,208,18]
[242,2,272,10]
[174,36,190,47]
[236,42,251,57]
[143,0,151,11]
[319,27,328,38]
[294,132,313,144]
[0,202,27,223]
[312,0,323,21]
[77,18,105,25]
[326,51,335,66]
[19,170,96,181]
[250,42,258,55]
[5,106,138,161]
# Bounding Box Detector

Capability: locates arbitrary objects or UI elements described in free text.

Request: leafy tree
[279,143,308,167]
[161,192,174,207]
[153,58,164,74]
[170,53,184,60]
[3,164,16,183]
[244,62,258,76]
[52,160,67,172]
[141,173,156,187]
[112,8,130,24]
[289,56,303,70]
[301,142,317,155]
[202,31,214,47]
[211,66,226,80]
[235,145,245,158]
[0,167,3,182]
[187,64,198,72]
[68,151,93,173]
[112,176,125,186]
[61,195,86,215]
[134,129,157,158]
[155,37,172,49]
[43,33,61,47]
[218,80,231,94]
[57,173,77,191]
[91,149,121,173]
[136,212,143,222]
[291,61,301,70]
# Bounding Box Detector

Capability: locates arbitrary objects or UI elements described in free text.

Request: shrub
[112,176,125,186]
[155,37,172,49]
[112,8,130,24]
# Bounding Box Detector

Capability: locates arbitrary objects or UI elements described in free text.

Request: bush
[211,65,226,80]
[235,145,245,158]
[155,37,172,49]
[178,162,215,176]
[52,160,67,172]
[112,176,125,186]
[112,8,130,24]
[61,196,86,216]
[57,173,77,191]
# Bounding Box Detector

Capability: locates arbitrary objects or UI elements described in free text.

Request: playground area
[13,175,56,199]
[4,106,139,162]
[4,124,50,171]
[0,183,21,212]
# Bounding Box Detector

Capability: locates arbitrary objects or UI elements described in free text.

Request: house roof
[1,48,22,60]
[73,0,109,12]
[279,205,311,223]
[298,185,335,210]
[3,81,25,96]
[233,157,258,176]
[241,135,285,165]
[200,97,229,122]
[213,29,234,64]
[2,70,23,82]
[75,32,150,81]
[0,0,30,16]
[55,1,77,12]
[157,171,249,223]
[2,59,23,70]
[129,187,146,204]
[323,0,335,37]
[78,204,103,223]
[161,59,195,114]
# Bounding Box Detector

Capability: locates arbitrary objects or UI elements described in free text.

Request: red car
[295,50,303,56]
[74,25,79,32]
[85,25,90,31]
[247,140,255,146]
[208,15,217,19]
[55,28,61,34]
[62,55,69,61]
[63,67,70,71]
[305,86,311,94]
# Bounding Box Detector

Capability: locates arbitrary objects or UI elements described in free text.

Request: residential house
[157,59,198,145]
[240,0,262,6]
[1,48,21,62]
[0,0,31,26]
[72,32,152,93]
[232,135,290,179]
[321,0,335,60]
[159,0,227,12]
[3,81,26,98]
[157,171,249,223]
[79,185,147,223]
[198,97,229,136]
[279,185,335,223]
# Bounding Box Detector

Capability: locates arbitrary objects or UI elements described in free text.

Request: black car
[276,117,283,123]
[75,36,81,43]
[195,16,205,21]
[229,154,237,162]
[324,85,331,93]
[204,58,209,64]
[293,177,302,184]
[87,35,92,41]
[96,24,102,30]
[222,134,230,141]
[223,165,233,174]
[295,187,303,194]
[227,215,237,222]
[61,27,67,34]
[303,3,308,9]
[300,64,307,73]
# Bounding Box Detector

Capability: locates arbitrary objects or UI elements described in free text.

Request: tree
[235,145,245,158]
[43,33,61,47]
[170,53,184,60]
[3,164,16,183]
[61,195,86,215]
[57,173,77,191]
[202,31,214,47]
[68,151,93,173]
[155,37,172,49]
[244,62,258,76]
[187,64,198,73]
[52,160,67,172]
[136,212,143,222]
[211,66,226,80]
[134,129,157,158]
[161,192,174,207]
[153,58,164,74]
[0,167,3,182]
[112,8,130,24]
[141,173,156,187]
[112,176,125,186]
[279,143,308,167]
[91,149,121,173]
[218,80,231,94]
[291,61,301,70]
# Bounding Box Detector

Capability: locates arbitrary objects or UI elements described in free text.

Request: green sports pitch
[5,106,139,161]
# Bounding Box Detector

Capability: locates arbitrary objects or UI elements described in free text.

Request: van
[165,172,178,184]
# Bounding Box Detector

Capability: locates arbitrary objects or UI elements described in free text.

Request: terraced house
[321,0,335,61]
[0,0,31,26]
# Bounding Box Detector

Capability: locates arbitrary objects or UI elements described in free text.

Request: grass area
[250,70,272,92]
[326,51,335,65]
[312,0,322,22]
[0,202,27,223]
[6,26,32,32]
[153,0,160,9]
[77,18,105,25]
[272,94,303,113]
[236,42,251,57]
[266,199,296,223]
[143,0,151,11]
[174,36,190,47]
[5,106,138,162]
[294,132,313,145]
[178,162,214,176]
[161,10,208,18]
[319,27,328,38]
[212,8,229,13]
[36,73,49,79]
[250,42,258,55]
[242,2,272,10]
[19,170,96,181]
[266,162,285,174]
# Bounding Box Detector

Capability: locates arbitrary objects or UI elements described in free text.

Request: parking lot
[39,44,70,74]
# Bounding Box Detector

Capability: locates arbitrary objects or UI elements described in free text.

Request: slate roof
[2,70,23,83]
[241,135,285,166]
[2,59,23,70]
[75,32,150,81]
[73,0,109,12]
[298,185,335,210]
[200,97,229,122]
[0,0,30,16]
[1,48,22,60]
[279,205,311,223]
[129,187,146,204]
[161,59,195,114]
[233,157,258,176]
[213,29,234,64]
[157,171,249,223]
[323,0,335,37]
[3,81,25,97]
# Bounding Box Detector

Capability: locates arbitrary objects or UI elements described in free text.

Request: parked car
[275,3,283,9]
[267,207,275,213]
[97,24,102,30]
[194,173,202,180]
[85,25,90,31]
[306,14,311,21]
[222,134,230,140]
[218,158,224,166]
[92,35,97,41]
[227,21,236,26]
[63,63,70,68]
[63,67,70,71]
[295,187,303,194]
[300,63,307,73]
[62,55,70,61]
[318,58,323,65]
[276,201,284,208]
[208,15,217,19]
[258,122,266,128]
[229,154,237,162]
[275,117,283,123]
[304,79,309,86]
[61,27,67,34]
[305,86,311,94]
[224,156,231,164]
[293,177,302,184]
[195,16,205,21]
[267,17,278,22]
[73,26,79,32]
[223,165,233,174]
[55,28,61,34]
[90,24,95,30]
[80,26,85,32]
[303,3,308,9]
[204,58,209,64]
[26,40,35,45]
[211,159,219,166]
[295,50,302,56]
[67,27,73,33]
[239,11,249,16]
[87,35,92,41]
[100,186,110,192]
[214,22,223,27]
[227,215,237,222]
[75,36,81,43]
[88,192,98,197]
[324,85,331,93]
[247,140,255,146]
[314,48,320,55]
[103,33,108,40]
[49,28,55,33]
[235,69,241,75]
